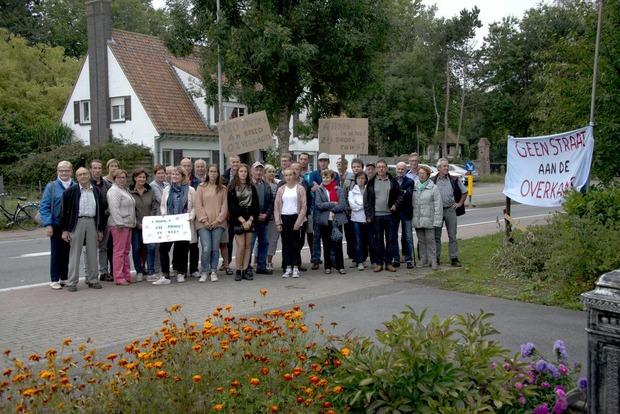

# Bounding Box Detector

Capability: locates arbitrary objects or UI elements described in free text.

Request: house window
[162,150,172,166]
[80,101,90,124]
[226,105,246,119]
[111,97,125,122]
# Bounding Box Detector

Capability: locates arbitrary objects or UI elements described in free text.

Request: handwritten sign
[318,118,368,154]
[142,214,192,244]
[503,126,594,207]
[217,110,273,156]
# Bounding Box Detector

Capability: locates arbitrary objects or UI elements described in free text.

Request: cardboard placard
[142,214,192,244]
[217,110,273,156]
[318,118,368,154]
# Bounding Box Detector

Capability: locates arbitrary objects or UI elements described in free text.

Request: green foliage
[329,308,520,413]
[563,184,620,224]
[1,141,152,187]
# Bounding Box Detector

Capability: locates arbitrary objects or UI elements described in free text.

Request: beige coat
[274,184,307,229]
[106,184,136,228]
[194,184,228,231]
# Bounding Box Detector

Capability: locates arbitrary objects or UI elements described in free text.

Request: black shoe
[406,262,414,269]
[311,263,320,270]
[298,266,307,272]
[436,258,440,266]
[87,282,102,289]
[242,270,253,280]
[245,268,254,277]
[451,258,462,267]
[234,270,242,281]
[100,273,113,282]
[391,262,400,268]
[256,269,273,275]
[66,285,77,292]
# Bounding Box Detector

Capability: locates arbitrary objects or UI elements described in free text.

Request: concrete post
[581,269,620,413]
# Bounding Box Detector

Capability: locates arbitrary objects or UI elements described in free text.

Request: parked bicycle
[0,193,40,230]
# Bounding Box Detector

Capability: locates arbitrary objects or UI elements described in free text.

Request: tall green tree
[165,0,391,153]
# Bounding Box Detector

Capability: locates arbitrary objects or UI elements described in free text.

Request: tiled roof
[109,30,214,136]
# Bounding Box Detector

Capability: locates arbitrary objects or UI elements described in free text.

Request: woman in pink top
[195,165,228,282]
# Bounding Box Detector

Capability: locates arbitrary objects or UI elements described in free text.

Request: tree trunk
[443,59,450,158]
[432,83,440,137]
[276,108,291,155]
[456,84,465,159]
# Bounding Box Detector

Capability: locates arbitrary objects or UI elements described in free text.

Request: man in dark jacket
[61,167,107,291]
[248,161,274,275]
[363,160,403,272]
[395,162,415,269]
[88,159,113,281]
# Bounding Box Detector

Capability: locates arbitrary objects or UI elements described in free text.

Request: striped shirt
[78,185,96,217]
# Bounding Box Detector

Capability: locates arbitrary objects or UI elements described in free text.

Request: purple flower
[548,363,560,379]
[534,403,550,414]
[503,362,512,371]
[578,377,587,392]
[535,359,548,373]
[521,342,536,358]
[555,386,566,397]
[519,395,527,406]
[541,381,551,389]
[515,382,523,390]
[558,364,569,376]
[553,340,568,360]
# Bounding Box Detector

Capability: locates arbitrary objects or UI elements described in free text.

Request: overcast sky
[152,0,547,46]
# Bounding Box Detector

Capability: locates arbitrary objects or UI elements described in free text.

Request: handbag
[331,223,343,241]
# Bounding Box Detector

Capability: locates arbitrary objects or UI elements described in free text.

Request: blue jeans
[50,225,70,282]
[311,218,322,263]
[350,221,370,264]
[131,228,155,274]
[198,227,225,273]
[398,212,413,263]
[248,221,270,271]
[372,214,398,266]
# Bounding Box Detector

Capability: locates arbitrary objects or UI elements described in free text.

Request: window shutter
[74,101,80,124]
[124,96,131,120]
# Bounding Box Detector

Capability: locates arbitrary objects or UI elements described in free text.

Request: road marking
[0,277,86,293]
[458,213,553,228]
[9,252,50,259]
[0,236,47,245]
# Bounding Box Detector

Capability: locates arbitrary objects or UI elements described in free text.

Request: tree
[165,0,391,154]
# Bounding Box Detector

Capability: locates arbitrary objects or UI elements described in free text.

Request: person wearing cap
[308,153,340,270]
[247,161,274,275]
[365,162,376,181]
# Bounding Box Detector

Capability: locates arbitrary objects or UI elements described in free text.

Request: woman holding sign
[227,164,259,282]
[153,166,196,286]
[195,164,228,283]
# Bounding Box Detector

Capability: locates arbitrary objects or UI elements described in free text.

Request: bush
[563,183,620,225]
[1,140,152,189]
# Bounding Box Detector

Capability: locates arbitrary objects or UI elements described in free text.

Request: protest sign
[217,110,273,156]
[142,214,192,244]
[318,118,368,154]
[503,126,594,207]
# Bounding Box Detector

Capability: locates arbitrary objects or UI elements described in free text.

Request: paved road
[0,203,557,290]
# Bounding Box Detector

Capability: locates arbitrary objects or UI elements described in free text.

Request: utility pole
[589,0,603,127]
[217,0,225,174]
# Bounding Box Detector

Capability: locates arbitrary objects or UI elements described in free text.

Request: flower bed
[0,292,586,413]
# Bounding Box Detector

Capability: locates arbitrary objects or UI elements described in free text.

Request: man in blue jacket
[39,160,75,290]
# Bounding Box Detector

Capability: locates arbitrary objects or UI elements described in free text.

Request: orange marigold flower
[39,370,54,380]
[193,344,202,352]
[309,375,320,384]
[62,338,72,346]
[45,348,57,358]
[224,304,233,311]
[2,368,11,377]
[333,359,342,368]
[155,370,167,379]
[173,375,182,382]
[249,377,260,386]
[259,288,268,296]
[318,378,328,387]
[212,404,225,411]
[296,396,305,404]
[260,367,270,375]
[230,380,241,388]
[308,303,316,309]
[125,362,138,370]
[293,367,303,376]
[3,349,10,356]
[167,304,182,312]
[192,375,202,383]
[106,353,117,361]
[283,373,293,381]
[21,387,37,397]
[60,376,70,384]
[332,385,344,394]
[270,405,279,413]
[152,361,164,369]
[326,410,337,414]
[215,386,224,393]
[340,347,351,357]
[168,337,178,345]
[28,353,41,362]
[323,401,333,408]
[12,373,26,383]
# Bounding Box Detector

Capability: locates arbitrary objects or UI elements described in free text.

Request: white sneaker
[199,273,208,283]
[177,274,185,283]
[292,267,300,278]
[282,267,292,278]
[357,263,364,271]
[146,274,159,282]
[191,271,201,278]
[136,273,144,282]
[267,263,273,271]
[210,272,218,282]
[50,281,62,290]
[152,276,171,285]
[170,270,178,278]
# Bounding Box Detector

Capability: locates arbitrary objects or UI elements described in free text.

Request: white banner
[142,214,192,244]
[503,126,594,207]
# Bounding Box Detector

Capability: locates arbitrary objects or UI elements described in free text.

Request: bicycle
[0,193,40,230]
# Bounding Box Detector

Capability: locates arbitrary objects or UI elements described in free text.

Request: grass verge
[477,173,505,183]
[416,232,584,311]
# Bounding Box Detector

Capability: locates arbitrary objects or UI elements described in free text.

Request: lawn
[417,232,585,311]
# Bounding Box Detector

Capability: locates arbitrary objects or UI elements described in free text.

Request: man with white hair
[432,158,467,267]
[39,161,75,289]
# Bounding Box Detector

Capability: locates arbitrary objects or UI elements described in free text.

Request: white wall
[173,66,210,126]
[61,47,159,149]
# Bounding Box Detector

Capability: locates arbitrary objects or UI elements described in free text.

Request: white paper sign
[142,214,192,244]
[503,126,594,207]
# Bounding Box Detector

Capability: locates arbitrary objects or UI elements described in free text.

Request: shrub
[563,183,620,225]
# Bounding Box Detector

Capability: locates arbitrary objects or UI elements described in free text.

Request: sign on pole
[217,110,273,156]
[142,214,192,244]
[503,126,594,207]
[318,118,368,154]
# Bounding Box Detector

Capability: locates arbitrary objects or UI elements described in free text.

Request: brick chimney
[86,0,112,145]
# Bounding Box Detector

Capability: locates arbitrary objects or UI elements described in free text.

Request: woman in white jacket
[411,165,442,270]
[106,169,136,285]
[152,166,196,285]
[347,172,370,271]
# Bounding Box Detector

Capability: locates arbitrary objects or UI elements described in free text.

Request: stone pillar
[581,269,620,413]
[477,138,490,175]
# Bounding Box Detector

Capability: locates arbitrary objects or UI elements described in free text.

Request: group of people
[39,152,467,291]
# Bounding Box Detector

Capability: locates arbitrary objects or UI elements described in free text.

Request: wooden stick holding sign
[318,118,368,154]
[217,110,273,156]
